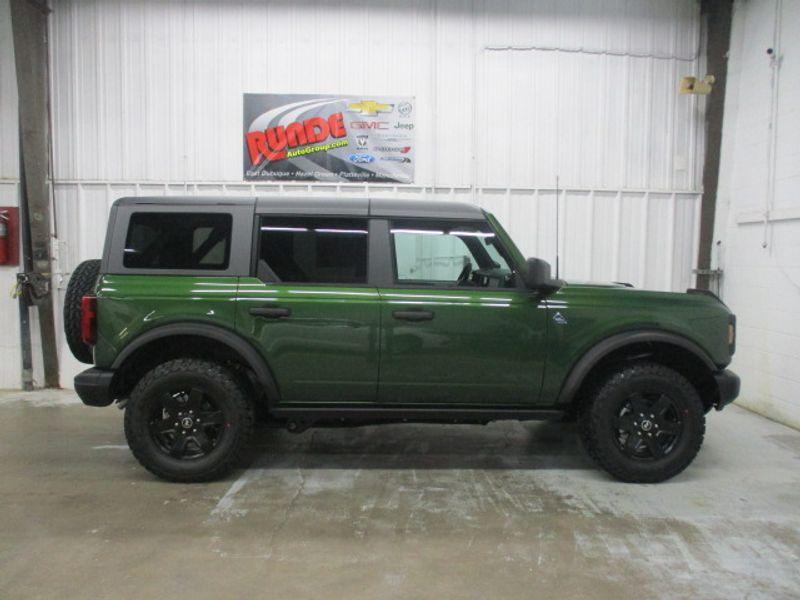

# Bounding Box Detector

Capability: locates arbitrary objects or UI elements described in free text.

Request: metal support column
[10,0,59,387]
[696,0,733,291]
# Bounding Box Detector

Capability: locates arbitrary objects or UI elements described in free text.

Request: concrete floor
[0,391,798,599]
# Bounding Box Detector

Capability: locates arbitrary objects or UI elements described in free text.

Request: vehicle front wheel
[124,358,254,482]
[578,362,705,483]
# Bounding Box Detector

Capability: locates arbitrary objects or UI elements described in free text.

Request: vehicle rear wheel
[578,362,705,483]
[63,259,101,364]
[124,358,254,482]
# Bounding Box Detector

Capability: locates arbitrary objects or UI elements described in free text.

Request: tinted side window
[258,217,368,284]
[391,220,515,287]
[123,213,232,270]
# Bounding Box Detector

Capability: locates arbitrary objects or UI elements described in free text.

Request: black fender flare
[111,323,280,404]
[556,330,718,406]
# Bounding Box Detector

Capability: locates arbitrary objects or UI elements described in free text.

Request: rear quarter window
[123,212,233,270]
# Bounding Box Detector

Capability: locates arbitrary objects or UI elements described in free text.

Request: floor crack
[264,468,306,556]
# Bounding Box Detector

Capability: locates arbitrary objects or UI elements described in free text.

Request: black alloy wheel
[613,392,683,460]
[125,358,254,482]
[578,362,705,483]
[148,387,227,460]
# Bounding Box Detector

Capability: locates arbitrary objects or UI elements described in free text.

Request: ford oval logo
[348,153,375,164]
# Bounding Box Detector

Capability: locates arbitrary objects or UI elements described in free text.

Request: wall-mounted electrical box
[680,75,715,95]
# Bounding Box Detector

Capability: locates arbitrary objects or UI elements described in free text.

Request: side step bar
[269,405,565,431]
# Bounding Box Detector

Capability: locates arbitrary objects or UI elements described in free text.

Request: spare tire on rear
[64,259,101,364]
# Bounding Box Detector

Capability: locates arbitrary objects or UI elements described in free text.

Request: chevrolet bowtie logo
[347,100,393,116]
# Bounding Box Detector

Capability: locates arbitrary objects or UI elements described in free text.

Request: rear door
[236,215,380,404]
[376,218,548,405]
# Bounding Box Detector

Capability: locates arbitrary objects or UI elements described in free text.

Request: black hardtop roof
[113,196,486,220]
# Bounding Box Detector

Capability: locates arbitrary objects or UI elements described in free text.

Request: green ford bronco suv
[66,197,739,483]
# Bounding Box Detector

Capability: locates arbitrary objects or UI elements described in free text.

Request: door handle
[249,307,291,319]
[392,310,434,322]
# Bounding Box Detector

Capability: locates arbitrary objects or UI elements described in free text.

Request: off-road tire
[578,362,705,483]
[63,259,101,364]
[124,358,254,482]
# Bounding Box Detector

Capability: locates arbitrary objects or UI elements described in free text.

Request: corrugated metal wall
[2,0,709,388]
[0,0,23,389]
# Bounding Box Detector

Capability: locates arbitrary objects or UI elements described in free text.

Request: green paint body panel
[540,283,732,402]
[91,208,734,410]
[235,278,381,404]
[94,275,239,369]
[377,288,548,404]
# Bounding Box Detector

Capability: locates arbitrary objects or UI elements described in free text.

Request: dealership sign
[243,94,415,183]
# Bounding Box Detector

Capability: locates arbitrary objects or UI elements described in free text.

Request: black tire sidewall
[63,259,101,364]
[125,360,252,481]
[581,364,705,482]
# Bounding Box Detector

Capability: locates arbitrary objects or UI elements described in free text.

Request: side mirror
[522,258,563,292]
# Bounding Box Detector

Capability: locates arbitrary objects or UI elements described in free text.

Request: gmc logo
[351,121,389,130]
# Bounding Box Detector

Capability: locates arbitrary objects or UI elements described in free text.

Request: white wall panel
[49,0,706,186]
[0,0,22,389]
[715,0,800,429]
[39,0,708,389]
[0,0,18,181]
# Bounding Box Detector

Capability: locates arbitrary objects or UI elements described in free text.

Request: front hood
[558,280,703,304]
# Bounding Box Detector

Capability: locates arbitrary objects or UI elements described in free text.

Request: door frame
[243,209,557,416]
[363,217,528,291]
[248,211,527,290]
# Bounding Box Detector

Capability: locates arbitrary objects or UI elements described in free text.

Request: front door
[236,215,380,404]
[377,219,548,405]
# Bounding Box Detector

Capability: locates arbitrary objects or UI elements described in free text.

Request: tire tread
[63,259,101,364]
[124,358,254,483]
[578,362,705,483]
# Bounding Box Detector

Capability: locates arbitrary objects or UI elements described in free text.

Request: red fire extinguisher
[0,211,9,265]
